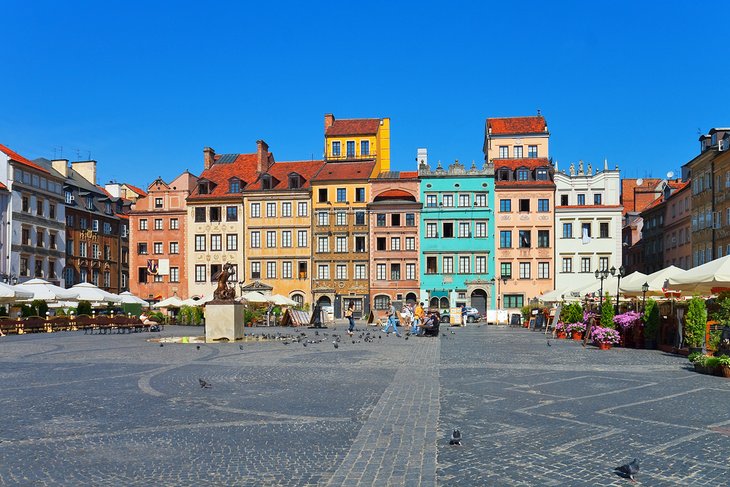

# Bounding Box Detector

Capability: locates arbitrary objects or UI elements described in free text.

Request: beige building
[483,114,550,163]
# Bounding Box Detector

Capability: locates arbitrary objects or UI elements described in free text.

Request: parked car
[464,307,482,323]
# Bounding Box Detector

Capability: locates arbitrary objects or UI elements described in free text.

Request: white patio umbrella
[0,282,34,304]
[15,278,79,301]
[619,271,647,291]
[668,254,730,294]
[621,266,686,296]
[71,282,122,303]
[180,294,214,306]
[269,294,298,306]
[152,296,184,308]
[119,291,150,307]
[239,291,269,303]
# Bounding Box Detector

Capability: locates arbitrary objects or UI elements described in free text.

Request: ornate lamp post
[594,268,610,310]
[610,265,625,314]
[641,282,649,312]
[497,274,508,309]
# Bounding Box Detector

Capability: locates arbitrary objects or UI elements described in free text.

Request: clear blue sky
[2,1,728,188]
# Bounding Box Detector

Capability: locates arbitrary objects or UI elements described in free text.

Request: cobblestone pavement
[0,324,728,486]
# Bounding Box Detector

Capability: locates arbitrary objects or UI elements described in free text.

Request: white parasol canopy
[0,282,34,304]
[119,291,150,307]
[239,291,270,303]
[71,282,122,303]
[269,294,298,306]
[668,254,730,294]
[619,271,648,291]
[152,296,184,308]
[15,278,79,301]
[180,294,214,306]
[621,266,686,296]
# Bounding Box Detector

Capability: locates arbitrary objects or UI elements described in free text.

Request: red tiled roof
[116,213,129,219]
[488,116,546,135]
[0,143,50,174]
[124,183,148,197]
[0,181,7,191]
[326,118,380,136]
[246,160,325,191]
[376,189,414,199]
[642,197,665,211]
[621,178,662,214]
[399,171,418,179]
[312,161,376,182]
[496,181,555,188]
[188,153,260,201]
[494,158,551,170]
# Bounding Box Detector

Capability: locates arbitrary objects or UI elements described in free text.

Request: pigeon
[159,343,164,347]
[239,345,244,350]
[546,340,551,347]
[198,378,212,389]
[352,340,356,344]
[405,336,409,340]
[615,458,639,481]
[449,429,462,446]
[196,345,201,350]
[333,341,339,349]
[303,342,307,347]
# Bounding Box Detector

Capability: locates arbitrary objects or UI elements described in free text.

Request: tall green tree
[601,294,615,328]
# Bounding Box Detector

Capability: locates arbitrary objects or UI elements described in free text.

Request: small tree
[643,298,660,340]
[685,296,708,348]
[560,302,583,324]
[32,299,48,317]
[77,300,93,316]
[601,294,615,328]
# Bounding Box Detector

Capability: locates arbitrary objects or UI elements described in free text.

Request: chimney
[257,139,271,173]
[71,160,97,185]
[324,113,335,132]
[105,182,122,198]
[51,159,69,178]
[204,147,215,170]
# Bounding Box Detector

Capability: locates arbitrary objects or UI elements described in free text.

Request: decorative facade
[661,181,692,270]
[324,114,390,176]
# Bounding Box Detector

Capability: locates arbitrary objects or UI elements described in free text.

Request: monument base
[204,302,244,343]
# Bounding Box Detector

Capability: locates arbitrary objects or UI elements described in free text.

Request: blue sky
[2,1,728,188]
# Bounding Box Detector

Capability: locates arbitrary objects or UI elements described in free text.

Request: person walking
[345,302,355,336]
[461,303,468,326]
[413,302,425,335]
[382,300,401,336]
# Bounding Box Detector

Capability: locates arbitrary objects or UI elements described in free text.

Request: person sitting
[419,311,441,337]
[139,312,159,331]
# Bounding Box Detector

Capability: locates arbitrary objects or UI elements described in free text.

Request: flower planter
[689,346,704,355]
[597,342,612,350]
[694,364,709,374]
[556,331,567,339]
[571,331,583,341]
[721,365,730,378]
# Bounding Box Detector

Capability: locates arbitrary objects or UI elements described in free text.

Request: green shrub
[685,296,708,348]
[560,303,583,324]
[705,356,721,368]
[520,305,532,321]
[688,351,702,363]
[717,355,730,366]
[600,294,615,328]
[77,301,93,316]
[32,299,48,317]
[192,306,204,325]
[643,299,660,340]
[0,305,8,317]
[20,304,35,317]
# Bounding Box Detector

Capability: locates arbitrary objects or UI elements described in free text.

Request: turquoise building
[418,160,495,314]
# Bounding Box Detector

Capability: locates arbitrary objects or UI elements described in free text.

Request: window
[226,206,238,222]
[537,199,549,212]
[208,207,221,222]
[267,262,277,279]
[355,211,365,225]
[458,194,470,207]
[426,194,437,208]
[67,215,74,227]
[80,268,88,283]
[139,219,148,230]
[136,242,146,255]
[581,257,591,273]
[599,256,609,271]
[500,199,511,212]
[519,230,531,248]
[170,242,179,254]
[504,295,524,308]
[336,264,347,280]
[374,295,389,310]
[600,222,609,238]
[195,265,206,282]
[405,237,415,250]
[168,267,179,283]
[266,202,276,218]
[562,223,573,238]
[475,221,487,238]
[442,222,454,238]
[280,202,292,218]
[154,219,162,230]
[391,214,401,226]
[443,256,454,274]
[317,264,330,280]
[317,236,329,253]
[266,231,276,248]
[377,237,386,251]
[500,231,512,248]
[194,207,206,222]
[318,188,328,203]
[517,168,528,180]
[561,195,568,206]
[336,212,347,226]
[355,264,366,280]
[86,196,94,210]
[594,193,602,205]
[282,261,293,279]
[536,168,548,180]
[346,141,355,158]
[562,258,573,273]
[317,211,329,226]
[92,219,99,233]
[426,222,438,238]
[250,231,261,248]
[391,237,400,250]
[442,194,454,207]
[405,263,416,280]
[519,199,530,212]
[581,222,591,238]
[537,230,549,248]
[251,262,261,279]
[519,262,530,279]
[103,222,112,235]
[153,242,162,255]
[390,263,401,280]
[21,227,30,245]
[250,203,260,218]
[49,233,57,249]
[336,236,347,252]
[210,234,222,251]
[475,256,487,274]
[459,256,470,274]
[65,191,73,204]
[20,256,29,276]
[336,188,346,202]
[426,256,437,274]
[501,262,512,278]
[499,146,509,158]
[577,194,586,205]
[361,140,370,156]
[154,197,163,209]
[355,187,365,202]
[538,262,549,279]
[459,222,470,238]
[297,230,307,248]
[331,141,341,157]
[355,236,366,252]
[281,231,291,248]
[376,263,386,280]
[297,201,308,217]
[36,230,44,247]
[514,146,523,158]
[228,179,240,193]
[528,145,538,158]
[195,234,206,251]
[36,199,43,216]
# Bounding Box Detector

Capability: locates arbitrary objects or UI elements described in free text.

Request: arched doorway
[317,296,332,307]
[471,289,488,318]
[429,297,439,308]
[439,297,450,309]
[405,292,418,305]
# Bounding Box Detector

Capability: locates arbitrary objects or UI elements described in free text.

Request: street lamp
[641,282,649,312]
[594,268,610,309]
[610,265,625,314]
[497,274,508,309]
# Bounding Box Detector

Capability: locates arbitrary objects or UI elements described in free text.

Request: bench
[0,318,20,335]
[20,317,48,334]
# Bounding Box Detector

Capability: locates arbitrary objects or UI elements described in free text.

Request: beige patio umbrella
[15,278,79,301]
[269,294,298,306]
[0,282,33,304]
[668,254,730,294]
[71,282,122,303]
[621,266,686,296]
[152,296,184,308]
[239,291,269,304]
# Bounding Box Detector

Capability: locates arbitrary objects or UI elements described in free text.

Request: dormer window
[536,168,549,180]
[105,202,112,214]
[499,169,509,181]
[288,174,302,189]
[261,175,273,190]
[229,178,241,193]
[86,196,94,210]
[516,169,529,181]
[198,181,210,195]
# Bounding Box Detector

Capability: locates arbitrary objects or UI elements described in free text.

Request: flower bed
[689,353,730,377]
[589,326,620,349]
[613,311,644,348]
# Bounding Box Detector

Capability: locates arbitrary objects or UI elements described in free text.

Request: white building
[553,160,623,292]
[0,144,66,285]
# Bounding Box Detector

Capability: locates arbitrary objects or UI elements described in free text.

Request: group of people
[342,299,443,337]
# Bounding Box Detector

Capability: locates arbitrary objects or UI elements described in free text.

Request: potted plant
[600,294,615,328]
[718,355,730,378]
[685,296,708,354]
[705,356,722,376]
[614,310,643,348]
[568,322,586,341]
[590,326,620,350]
[555,322,568,339]
[642,299,660,349]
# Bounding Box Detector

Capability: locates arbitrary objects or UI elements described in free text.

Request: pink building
[662,181,692,269]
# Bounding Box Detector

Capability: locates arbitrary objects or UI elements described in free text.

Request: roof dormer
[260,174,279,190]
[228,177,242,193]
[288,172,304,189]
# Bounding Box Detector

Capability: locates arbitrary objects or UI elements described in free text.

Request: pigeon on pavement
[198,378,212,389]
[615,458,640,481]
[333,341,339,349]
[449,429,462,446]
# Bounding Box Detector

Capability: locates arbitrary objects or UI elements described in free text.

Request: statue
[213,262,237,301]
[569,162,575,176]
[578,160,584,174]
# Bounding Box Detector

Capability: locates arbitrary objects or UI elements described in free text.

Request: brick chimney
[51,159,69,178]
[71,160,97,185]
[257,139,271,173]
[324,113,335,132]
[203,147,215,170]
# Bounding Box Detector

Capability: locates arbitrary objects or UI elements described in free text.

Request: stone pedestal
[204,302,244,343]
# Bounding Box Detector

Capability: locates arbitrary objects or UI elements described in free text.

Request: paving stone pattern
[0,324,728,486]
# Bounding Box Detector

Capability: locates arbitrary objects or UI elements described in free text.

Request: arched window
[317,296,331,307]
[405,292,418,304]
[429,297,439,308]
[439,297,450,309]
[374,295,390,310]
[291,293,304,307]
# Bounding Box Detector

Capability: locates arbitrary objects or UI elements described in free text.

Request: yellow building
[323,114,390,177]
[242,159,325,307]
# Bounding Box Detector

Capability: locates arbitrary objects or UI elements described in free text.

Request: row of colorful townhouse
[129,113,627,318]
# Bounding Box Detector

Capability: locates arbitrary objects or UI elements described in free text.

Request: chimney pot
[257,139,271,174]
[204,147,215,170]
[324,113,335,131]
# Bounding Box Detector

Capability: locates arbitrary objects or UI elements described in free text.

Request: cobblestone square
[1,325,729,486]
